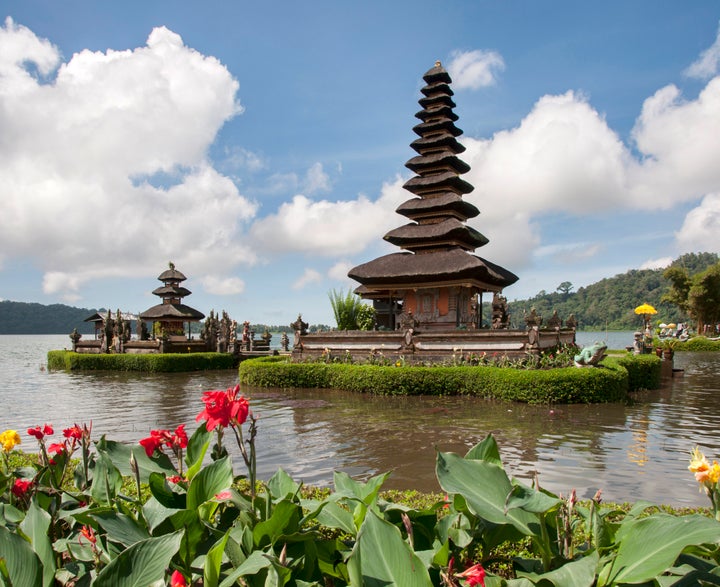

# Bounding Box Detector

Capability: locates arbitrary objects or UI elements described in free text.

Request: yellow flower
[689,446,710,474]
[0,429,21,452]
[709,461,720,485]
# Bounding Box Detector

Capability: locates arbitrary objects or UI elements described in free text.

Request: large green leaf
[436,451,537,536]
[308,500,356,536]
[505,480,561,514]
[185,422,211,480]
[219,550,273,587]
[91,449,123,505]
[465,434,503,465]
[0,525,43,587]
[19,500,55,587]
[93,511,151,547]
[99,438,176,482]
[204,532,230,587]
[347,510,432,586]
[601,514,720,585]
[254,499,302,548]
[187,456,233,510]
[93,529,183,587]
[267,468,301,501]
[518,551,599,586]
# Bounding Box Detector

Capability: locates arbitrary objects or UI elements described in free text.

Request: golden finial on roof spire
[435,60,442,67]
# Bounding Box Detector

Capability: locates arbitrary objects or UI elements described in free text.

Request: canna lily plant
[0,387,718,586]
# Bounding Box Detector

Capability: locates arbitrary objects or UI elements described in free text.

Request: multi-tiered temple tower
[139,262,205,337]
[349,62,518,330]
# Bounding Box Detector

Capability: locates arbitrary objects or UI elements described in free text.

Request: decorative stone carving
[291,314,308,348]
[546,310,562,330]
[524,307,542,329]
[491,293,510,329]
[574,342,608,367]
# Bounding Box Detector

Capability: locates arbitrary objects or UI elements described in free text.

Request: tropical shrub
[47,350,238,372]
[1,402,719,586]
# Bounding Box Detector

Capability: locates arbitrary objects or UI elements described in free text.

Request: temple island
[71,263,280,356]
[291,62,576,363]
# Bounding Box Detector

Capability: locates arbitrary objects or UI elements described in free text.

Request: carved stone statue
[491,293,510,330]
[280,332,289,351]
[546,310,562,330]
[565,314,577,330]
[69,328,81,351]
[291,314,308,348]
[524,307,542,329]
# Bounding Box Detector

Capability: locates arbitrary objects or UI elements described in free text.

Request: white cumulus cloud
[0,20,257,300]
[685,21,720,80]
[675,193,720,253]
[447,49,505,90]
[202,275,246,296]
[292,268,323,290]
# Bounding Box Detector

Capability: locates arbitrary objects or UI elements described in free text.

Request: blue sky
[1,1,720,326]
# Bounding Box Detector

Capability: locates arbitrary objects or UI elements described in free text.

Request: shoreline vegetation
[1,387,718,586]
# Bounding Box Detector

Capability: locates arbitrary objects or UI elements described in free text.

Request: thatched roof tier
[384,220,488,251]
[349,249,518,292]
[157,267,187,282]
[418,94,456,110]
[139,303,205,321]
[410,133,466,154]
[405,152,471,175]
[412,118,462,138]
[152,285,192,297]
[396,193,479,221]
[402,172,474,196]
[414,104,459,122]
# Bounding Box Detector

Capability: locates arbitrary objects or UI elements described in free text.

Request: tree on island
[556,281,574,298]
[663,261,720,335]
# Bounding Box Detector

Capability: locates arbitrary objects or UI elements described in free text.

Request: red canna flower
[457,563,486,587]
[170,570,188,587]
[27,423,53,440]
[11,478,33,498]
[79,525,97,546]
[139,431,165,457]
[48,442,66,455]
[171,424,188,450]
[63,424,84,441]
[196,385,249,431]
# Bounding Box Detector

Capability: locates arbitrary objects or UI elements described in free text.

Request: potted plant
[662,338,679,359]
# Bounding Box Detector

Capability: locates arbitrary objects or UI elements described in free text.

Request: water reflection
[1,336,719,507]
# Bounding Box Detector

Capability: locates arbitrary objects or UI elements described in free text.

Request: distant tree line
[0,301,103,334]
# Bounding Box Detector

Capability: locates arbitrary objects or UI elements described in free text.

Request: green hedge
[680,336,720,352]
[614,354,662,390]
[47,351,237,372]
[238,355,660,403]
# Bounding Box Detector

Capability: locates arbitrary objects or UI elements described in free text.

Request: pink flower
[214,490,233,501]
[457,563,486,587]
[170,570,188,587]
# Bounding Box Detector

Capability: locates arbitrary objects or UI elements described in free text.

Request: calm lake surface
[1,333,719,507]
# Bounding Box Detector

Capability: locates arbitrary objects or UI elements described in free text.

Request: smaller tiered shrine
[139,262,205,339]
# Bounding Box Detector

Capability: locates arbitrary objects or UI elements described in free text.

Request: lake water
[1,333,719,507]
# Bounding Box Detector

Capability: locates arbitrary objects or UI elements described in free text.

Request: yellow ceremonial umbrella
[634,303,657,330]
[634,303,657,316]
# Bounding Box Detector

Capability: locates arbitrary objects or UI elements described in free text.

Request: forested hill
[0,301,102,334]
[503,252,719,330]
